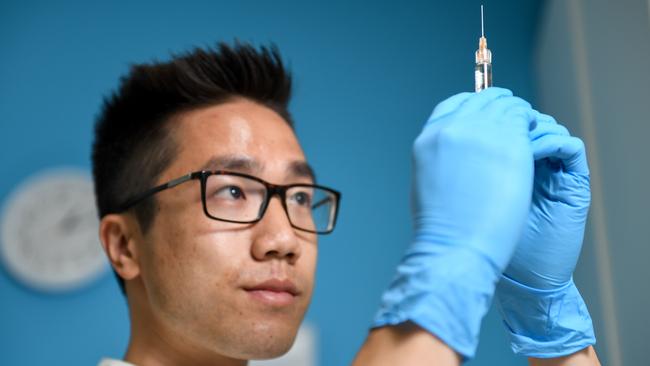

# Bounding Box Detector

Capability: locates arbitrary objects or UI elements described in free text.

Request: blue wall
[0,1,541,364]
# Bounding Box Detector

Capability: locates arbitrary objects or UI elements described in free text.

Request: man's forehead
[166,100,311,182]
[174,99,297,140]
[199,154,316,182]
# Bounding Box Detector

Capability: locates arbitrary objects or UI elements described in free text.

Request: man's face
[135,99,317,359]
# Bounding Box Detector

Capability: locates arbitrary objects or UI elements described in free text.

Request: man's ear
[99,214,141,282]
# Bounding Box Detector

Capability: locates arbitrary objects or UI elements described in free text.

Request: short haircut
[91,41,293,294]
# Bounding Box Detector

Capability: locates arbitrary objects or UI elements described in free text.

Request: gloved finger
[458,87,513,114]
[529,121,570,142]
[429,92,474,120]
[481,96,534,129]
[534,111,559,125]
[481,95,532,116]
[532,134,589,174]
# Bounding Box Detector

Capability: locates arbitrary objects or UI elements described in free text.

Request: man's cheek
[149,240,218,302]
[305,244,318,282]
[181,237,247,299]
[297,249,317,309]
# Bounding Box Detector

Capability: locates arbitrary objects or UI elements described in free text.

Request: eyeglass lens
[204,174,337,233]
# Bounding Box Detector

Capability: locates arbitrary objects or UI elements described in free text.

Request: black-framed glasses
[117,170,341,234]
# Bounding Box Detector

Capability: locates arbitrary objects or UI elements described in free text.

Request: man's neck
[124,316,248,366]
[124,284,247,366]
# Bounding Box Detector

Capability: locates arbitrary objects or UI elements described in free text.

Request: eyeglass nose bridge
[256,183,292,225]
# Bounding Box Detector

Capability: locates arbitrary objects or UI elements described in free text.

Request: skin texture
[529,346,601,366]
[352,323,461,365]
[100,99,317,366]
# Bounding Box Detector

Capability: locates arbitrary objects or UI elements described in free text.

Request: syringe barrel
[474,62,492,92]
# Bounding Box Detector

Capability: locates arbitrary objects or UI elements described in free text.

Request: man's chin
[234,329,297,360]
[213,316,301,360]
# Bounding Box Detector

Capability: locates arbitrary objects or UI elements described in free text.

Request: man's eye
[290,191,312,206]
[214,186,246,200]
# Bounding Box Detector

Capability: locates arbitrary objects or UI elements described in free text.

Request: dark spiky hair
[91,41,293,294]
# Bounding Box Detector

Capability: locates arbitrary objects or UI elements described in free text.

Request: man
[93,42,600,365]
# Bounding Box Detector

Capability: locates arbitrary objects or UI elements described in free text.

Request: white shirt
[97,359,137,366]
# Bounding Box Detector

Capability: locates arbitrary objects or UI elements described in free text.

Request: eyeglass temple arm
[311,196,333,210]
[166,173,194,188]
[117,173,195,212]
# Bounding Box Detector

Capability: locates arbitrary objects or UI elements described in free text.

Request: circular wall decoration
[1,168,107,292]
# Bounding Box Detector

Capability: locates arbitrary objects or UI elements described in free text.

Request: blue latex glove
[373,88,535,358]
[496,113,596,357]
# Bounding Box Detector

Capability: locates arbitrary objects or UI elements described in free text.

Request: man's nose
[250,196,301,264]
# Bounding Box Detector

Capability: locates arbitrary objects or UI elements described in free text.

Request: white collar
[97,358,137,366]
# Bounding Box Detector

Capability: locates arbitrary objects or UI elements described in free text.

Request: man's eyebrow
[199,155,262,173]
[198,155,316,182]
[288,161,317,182]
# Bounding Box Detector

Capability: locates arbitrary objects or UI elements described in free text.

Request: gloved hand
[373,88,536,358]
[496,113,596,357]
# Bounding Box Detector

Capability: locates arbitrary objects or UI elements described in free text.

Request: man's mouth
[243,279,300,307]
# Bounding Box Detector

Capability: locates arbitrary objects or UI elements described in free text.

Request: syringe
[475,5,492,92]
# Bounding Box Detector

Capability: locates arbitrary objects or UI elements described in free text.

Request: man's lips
[243,279,300,307]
